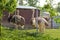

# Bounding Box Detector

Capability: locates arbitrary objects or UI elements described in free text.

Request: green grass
[45,29,60,38]
[0,26,60,40]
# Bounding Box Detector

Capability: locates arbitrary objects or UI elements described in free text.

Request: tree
[41,0,57,28]
[0,0,8,18]
[18,0,23,5]
[27,0,39,7]
[18,0,39,7]
[0,0,8,25]
[5,0,17,13]
[0,0,17,26]
[57,2,60,13]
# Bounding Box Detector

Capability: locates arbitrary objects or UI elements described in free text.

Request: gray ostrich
[8,10,25,29]
[30,9,49,33]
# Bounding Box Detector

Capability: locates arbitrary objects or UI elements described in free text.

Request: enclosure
[1,6,40,29]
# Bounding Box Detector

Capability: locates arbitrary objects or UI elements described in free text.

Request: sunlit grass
[0,26,60,40]
[45,29,60,38]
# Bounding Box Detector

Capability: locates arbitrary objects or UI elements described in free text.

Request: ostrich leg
[38,21,45,33]
[14,24,18,29]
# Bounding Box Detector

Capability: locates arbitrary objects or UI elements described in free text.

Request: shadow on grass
[25,32,44,37]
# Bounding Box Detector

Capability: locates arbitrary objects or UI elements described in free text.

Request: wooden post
[32,9,34,18]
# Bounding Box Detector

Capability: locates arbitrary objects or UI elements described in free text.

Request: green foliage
[43,4,51,10]
[0,27,60,40]
[49,8,57,17]
[54,18,60,23]
[42,4,57,17]
[19,0,23,5]
[41,0,57,17]
[0,0,8,18]
[0,0,17,18]
[27,0,38,7]
[0,0,9,11]
[5,0,17,13]
[0,11,3,19]
[57,2,60,12]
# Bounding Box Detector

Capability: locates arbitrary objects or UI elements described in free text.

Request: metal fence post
[36,9,38,32]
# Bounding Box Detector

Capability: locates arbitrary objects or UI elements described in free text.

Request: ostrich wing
[42,18,49,25]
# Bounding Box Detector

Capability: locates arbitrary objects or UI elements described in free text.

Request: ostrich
[8,10,25,29]
[30,17,49,32]
[30,9,49,33]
